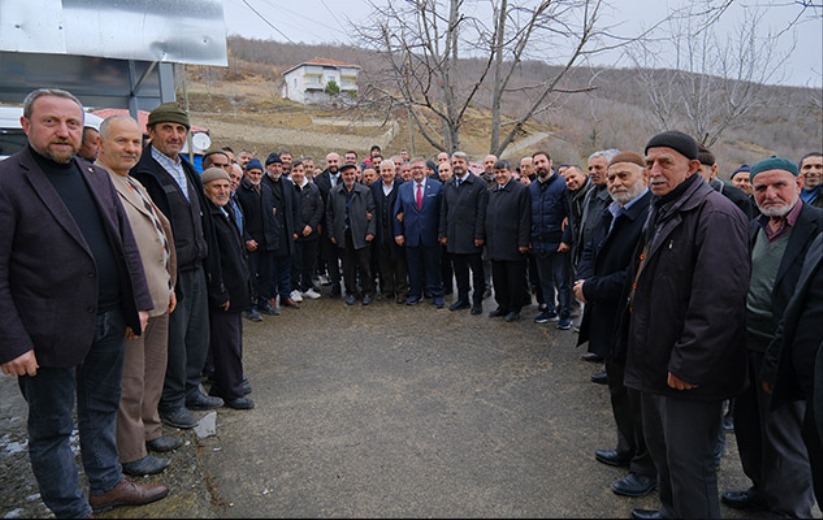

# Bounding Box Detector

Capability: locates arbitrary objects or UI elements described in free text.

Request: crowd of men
[0,87,821,519]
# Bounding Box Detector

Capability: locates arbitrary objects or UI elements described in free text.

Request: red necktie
[416,183,423,210]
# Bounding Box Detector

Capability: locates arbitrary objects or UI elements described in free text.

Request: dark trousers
[527,252,542,305]
[802,393,823,506]
[341,232,374,297]
[162,265,210,412]
[270,254,293,302]
[293,239,319,292]
[534,250,571,320]
[247,249,273,307]
[377,241,408,297]
[18,310,126,518]
[452,252,484,304]
[405,244,443,299]
[605,360,655,478]
[641,392,722,519]
[491,258,527,312]
[441,245,454,295]
[733,349,814,517]
[320,232,341,290]
[208,309,245,401]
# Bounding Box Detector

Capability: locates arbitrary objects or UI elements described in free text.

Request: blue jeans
[534,250,571,319]
[18,309,126,518]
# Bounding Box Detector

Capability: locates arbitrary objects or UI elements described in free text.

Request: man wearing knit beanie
[722,155,820,516]
[730,164,753,196]
[131,102,223,429]
[623,131,750,520]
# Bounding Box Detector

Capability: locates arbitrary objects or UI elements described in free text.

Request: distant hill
[178,36,821,178]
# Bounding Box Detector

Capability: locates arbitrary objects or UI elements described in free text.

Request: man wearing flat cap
[722,156,820,517]
[131,102,222,430]
[622,130,750,520]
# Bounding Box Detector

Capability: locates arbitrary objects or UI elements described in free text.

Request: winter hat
[147,102,190,130]
[750,156,798,181]
[645,131,698,161]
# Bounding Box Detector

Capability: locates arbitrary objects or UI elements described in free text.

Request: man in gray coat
[326,162,377,305]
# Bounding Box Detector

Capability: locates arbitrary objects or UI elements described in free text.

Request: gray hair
[23,88,83,120]
[451,151,469,162]
[589,149,620,163]
[99,114,139,140]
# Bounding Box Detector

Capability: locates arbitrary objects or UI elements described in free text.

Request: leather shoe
[344,294,356,305]
[488,308,507,318]
[505,311,521,322]
[89,479,169,513]
[449,299,470,311]
[259,300,278,316]
[282,298,300,308]
[630,508,662,520]
[160,408,199,429]
[225,397,255,409]
[433,296,445,308]
[721,488,767,510]
[405,296,421,305]
[146,435,182,453]
[362,293,373,305]
[243,308,263,322]
[580,352,603,362]
[186,392,223,410]
[611,472,656,497]
[591,370,608,385]
[470,304,482,315]
[242,379,253,396]
[595,448,630,467]
[122,455,170,476]
[395,294,405,304]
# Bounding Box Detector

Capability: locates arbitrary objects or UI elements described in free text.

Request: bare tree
[354,0,644,155]
[627,1,796,147]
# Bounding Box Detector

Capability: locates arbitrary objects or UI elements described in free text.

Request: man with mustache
[131,102,223,429]
[722,157,820,517]
[0,88,164,517]
[573,152,655,499]
[315,152,344,297]
[97,115,180,476]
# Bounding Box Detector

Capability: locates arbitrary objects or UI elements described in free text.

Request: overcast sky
[223,0,822,89]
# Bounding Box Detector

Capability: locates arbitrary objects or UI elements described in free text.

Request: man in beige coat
[97,115,179,476]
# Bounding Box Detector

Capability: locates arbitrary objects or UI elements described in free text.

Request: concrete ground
[1,289,815,518]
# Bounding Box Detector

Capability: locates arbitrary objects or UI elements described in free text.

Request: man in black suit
[573,151,656,498]
[0,88,167,517]
[371,160,408,303]
[262,152,300,310]
[722,157,820,517]
[314,152,343,297]
[484,160,530,322]
[440,151,488,315]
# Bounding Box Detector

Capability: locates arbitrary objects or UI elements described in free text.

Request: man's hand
[761,380,774,395]
[667,372,697,390]
[395,212,404,223]
[1,350,39,377]
[573,280,586,303]
[302,225,312,237]
[518,246,529,254]
[246,239,258,252]
[330,237,337,245]
[558,242,570,253]
[365,234,374,242]
[439,236,447,246]
[168,291,177,314]
[395,235,405,247]
[366,212,373,221]
[474,239,485,247]
[220,301,231,311]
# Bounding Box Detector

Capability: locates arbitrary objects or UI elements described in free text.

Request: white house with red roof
[281,57,360,105]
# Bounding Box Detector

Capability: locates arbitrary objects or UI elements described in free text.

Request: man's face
[400,150,409,161]
[78,127,100,161]
[204,178,231,207]
[370,148,381,158]
[245,168,263,186]
[393,157,403,170]
[494,166,511,186]
[266,162,283,180]
[98,118,142,175]
[280,152,292,168]
[304,159,315,172]
[341,167,356,188]
[372,156,382,168]
[587,156,609,186]
[452,156,468,177]
[222,149,235,164]
[697,163,718,182]
[208,152,232,172]
[230,164,243,192]
[21,95,84,164]
[731,173,752,196]
[380,163,395,184]
[326,152,340,174]
[520,158,534,177]
[564,167,587,191]
[484,155,497,174]
[290,163,305,185]
[645,147,696,197]
[410,161,426,183]
[401,163,412,181]
[149,121,188,159]
[607,162,646,205]
[237,150,253,168]
[753,169,802,218]
[533,153,552,179]
[438,162,453,182]
[363,168,377,186]
[344,152,357,164]
[800,156,823,189]
[437,152,450,164]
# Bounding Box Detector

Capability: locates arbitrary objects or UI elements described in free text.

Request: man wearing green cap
[721,156,820,517]
[131,102,222,430]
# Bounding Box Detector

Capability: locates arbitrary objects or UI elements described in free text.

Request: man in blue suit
[393,157,445,308]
